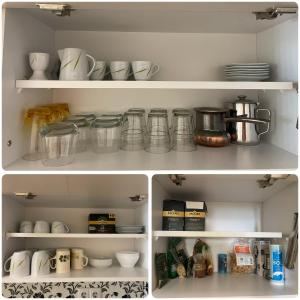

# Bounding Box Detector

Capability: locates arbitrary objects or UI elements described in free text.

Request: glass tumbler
[40,122,78,167]
[145,112,171,153]
[64,116,89,153]
[121,111,145,151]
[171,111,196,152]
[91,117,121,153]
[128,108,147,135]
[74,113,96,126]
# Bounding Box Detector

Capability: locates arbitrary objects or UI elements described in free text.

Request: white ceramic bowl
[89,257,112,268]
[116,251,140,268]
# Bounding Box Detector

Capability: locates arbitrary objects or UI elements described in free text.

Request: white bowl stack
[224,63,271,81]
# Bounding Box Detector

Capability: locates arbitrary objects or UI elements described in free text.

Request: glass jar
[91,117,121,153]
[40,122,78,167]
[64,116,89,153]
[74,113,96,125]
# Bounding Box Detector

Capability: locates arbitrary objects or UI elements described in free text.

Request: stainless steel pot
[232,95,271,145]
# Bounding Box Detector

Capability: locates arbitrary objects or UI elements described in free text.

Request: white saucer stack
[225,63,270,81]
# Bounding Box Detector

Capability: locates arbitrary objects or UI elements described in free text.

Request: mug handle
[86,54,96,77]
[82,256,89,267]
[150,64,160,77]
[64,224,70,233]
[50,257,56,270]
[4,257,12,272]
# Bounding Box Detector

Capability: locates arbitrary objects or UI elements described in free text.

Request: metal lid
[40,122,78,137]
[91,117,121,128]
[194,107,228,113]
[64,116,89,127]
[235,95,257,104]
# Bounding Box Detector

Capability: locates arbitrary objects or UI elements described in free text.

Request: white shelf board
[153,231,282,239]
[6,233,147,239]
[2,266,147,283]
[5,143,297,170]
[153,274,297,298]
[16,80,295,90]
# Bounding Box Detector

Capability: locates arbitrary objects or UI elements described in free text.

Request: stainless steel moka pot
[231,95,271,145]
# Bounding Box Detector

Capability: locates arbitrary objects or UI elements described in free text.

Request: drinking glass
[121,112,145,151]
[145,112,170,153]
[91,117,121,153]
[171,111,196,152]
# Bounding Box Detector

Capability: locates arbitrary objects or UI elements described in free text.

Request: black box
[88,213,116,233]
[184,201,207,231]
[162,199,185,231]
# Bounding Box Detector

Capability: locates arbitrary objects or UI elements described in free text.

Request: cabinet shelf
[153,231,282,239]
[153,274,296,298]
[15,80,295,91]
[2,266,147,283]
[6,233,147,239]
[5,143,297,170]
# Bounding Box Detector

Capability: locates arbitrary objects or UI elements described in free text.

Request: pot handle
[224,117,270,124]
[256,108,271,138]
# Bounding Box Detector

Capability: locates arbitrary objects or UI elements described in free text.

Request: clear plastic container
[91,117,121,153]
[40,122,78,167]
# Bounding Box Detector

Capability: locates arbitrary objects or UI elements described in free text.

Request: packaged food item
[192,239,213,278]
[168,238,188,276]
[166,251,178,279]
[162,200,185,231]
[218,253,228,274]
[88,213,116,233]
[270,244,284,285]
[230,239,255,274]
[264,245,271,280]
[184,201,207,231]
[254,240,270,276]
[155,253,169,289]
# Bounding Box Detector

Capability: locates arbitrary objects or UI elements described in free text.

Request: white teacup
[34,221,50,233]
[132,61,160,81]
[51,221,70,233]
[110,61,131,80]
[50,248,71,274]
[31,250,51,276]
[29,52,50,80]
[19,221,33,233]
[4,251,30,278]
[71,248,88,270]
[90,61,108,80]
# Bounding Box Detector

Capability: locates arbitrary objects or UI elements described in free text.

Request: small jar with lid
[90,117,122,153]
[40,122,79,167]
[64,116,89,153]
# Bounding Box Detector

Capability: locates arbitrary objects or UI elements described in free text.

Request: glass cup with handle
[132,61,159,80]
[145,112,171,153]
[171,111,196,152]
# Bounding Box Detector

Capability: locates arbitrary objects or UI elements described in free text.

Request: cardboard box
[184,201,207,231]
[162,199,185,231]
[88,213,116,233]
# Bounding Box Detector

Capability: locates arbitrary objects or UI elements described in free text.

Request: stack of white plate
[224,63,270,81]
[116,225,145,234]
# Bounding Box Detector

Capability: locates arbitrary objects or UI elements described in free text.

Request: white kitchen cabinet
[2,2,298,170]
[2,174,148,285]
[152,174,298,297]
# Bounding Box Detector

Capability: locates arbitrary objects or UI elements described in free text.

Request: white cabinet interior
[2,2,298,170]
[152,174,298,297]
[2,174,148,283]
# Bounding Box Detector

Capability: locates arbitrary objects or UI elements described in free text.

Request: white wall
[257,19,298,155]
[2,9,55,167]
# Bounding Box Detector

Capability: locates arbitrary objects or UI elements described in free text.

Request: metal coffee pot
[229,95,271,145]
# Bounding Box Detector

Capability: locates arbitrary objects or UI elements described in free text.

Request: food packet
[155,253,169,288]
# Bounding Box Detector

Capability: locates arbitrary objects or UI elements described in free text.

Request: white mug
[34,221,50,233]
[31,250,51,276]
[71,248,88,270]
[19,221,33,233]
[132,61,160,81]
[4,251,30,278]
[90,61,108,80]
[58,48,96,81]
[51,221,70,233]
[50,248,70,274]
[110,61,131,80]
